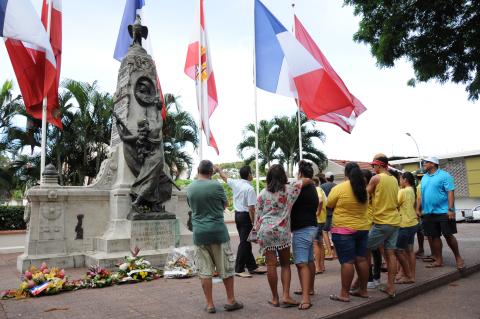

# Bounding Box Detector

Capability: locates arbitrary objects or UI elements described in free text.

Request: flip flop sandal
[378,287,396,299]
[280,302,299,308]
[204,307,216,314]
[422,256,435,262]
[267,301,280,308]
[425,263,443,268]
[349,291,370,298]
[395,279,415,284]
[224,302,244,312]
[329,294,350,302]
[294,290,314,295]
[298,303,313,310]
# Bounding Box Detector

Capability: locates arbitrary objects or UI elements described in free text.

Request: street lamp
[406,132,422,169]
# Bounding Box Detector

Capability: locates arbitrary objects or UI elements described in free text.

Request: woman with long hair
[252,164,311,308]
[328,162,371,302]
[395,171,419,283]
[291,161,319,310]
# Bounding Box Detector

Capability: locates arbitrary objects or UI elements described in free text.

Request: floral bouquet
[84,265,118,288]
[116,247,160,282]
[17,262,66,297]
[164,246,196,279]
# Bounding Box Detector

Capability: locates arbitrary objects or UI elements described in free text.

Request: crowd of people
[186,155,465,313]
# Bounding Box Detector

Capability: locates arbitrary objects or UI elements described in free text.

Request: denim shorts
[331,230,369,264]
[292,226,317,264]
[367,224,399,250]
[396,225,418,250]
[314,223,325,241]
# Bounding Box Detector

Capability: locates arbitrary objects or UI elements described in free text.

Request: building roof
[390,149,480,165]
[329,159,372,171]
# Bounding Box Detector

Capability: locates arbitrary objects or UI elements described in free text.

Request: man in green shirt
[187,160,243,313]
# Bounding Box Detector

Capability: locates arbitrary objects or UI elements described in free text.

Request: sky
[1,0,479,166]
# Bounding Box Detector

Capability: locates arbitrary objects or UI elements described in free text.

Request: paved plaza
[1,224,479,319]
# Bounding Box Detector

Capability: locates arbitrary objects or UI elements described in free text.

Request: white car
[455,210,466,222]
[471,205,480,222]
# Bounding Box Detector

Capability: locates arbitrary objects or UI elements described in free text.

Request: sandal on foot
[379,287,396,298]
[349,290,370,298]
[280,302,299,308]
[294,290,314,295]
[204,307,216,313]
[456,260,466,271]
[224,302,243,312]
[267,301,280,308]
[329,294,350,302]
[298,303,313,310]
[425,263,443,268]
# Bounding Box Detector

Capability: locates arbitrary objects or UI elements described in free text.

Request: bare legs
[444,235,464,269]
[295,262,315,306]
[384,249,397,295]
[394,250,414,283]
[313,239,325,273]
[264,248,298,306]
[200,276,237,310]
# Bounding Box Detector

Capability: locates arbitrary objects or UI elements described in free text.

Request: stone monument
[17,17,193,272]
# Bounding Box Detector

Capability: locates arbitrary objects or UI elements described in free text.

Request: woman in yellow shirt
[395,172,419,283]
[327,162,370,302]
[313,177,327,274]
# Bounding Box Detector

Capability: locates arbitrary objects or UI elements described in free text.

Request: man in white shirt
[217,165,266,277]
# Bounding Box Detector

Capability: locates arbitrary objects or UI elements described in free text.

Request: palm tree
[237,120,277,174]
[0,80,23,153]
[162,94,198,180]
[273,112,327,177]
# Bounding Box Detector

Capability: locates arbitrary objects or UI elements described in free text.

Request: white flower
[119,263,128,271]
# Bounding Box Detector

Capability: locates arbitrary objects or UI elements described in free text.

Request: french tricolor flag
[1,0,61,127]
[255,0,354,118]
[29,281,49,296]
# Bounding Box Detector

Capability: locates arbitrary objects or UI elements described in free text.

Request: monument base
[127,211,176,220]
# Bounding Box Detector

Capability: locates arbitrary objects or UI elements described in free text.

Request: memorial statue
[128,15,148,47]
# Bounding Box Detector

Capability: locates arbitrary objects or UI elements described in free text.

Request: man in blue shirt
[417,157,465,270]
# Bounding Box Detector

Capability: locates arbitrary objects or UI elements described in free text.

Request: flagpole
[197,0,204,161]
[40,0,53,180]
[253,1,259,195]
[291,2,303,162]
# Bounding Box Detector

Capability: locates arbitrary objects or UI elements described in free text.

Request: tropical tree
[273,112,327,176]
[237,119,277,174]
[59,79,113,185]
[0,80,23,153]
[162,93,198,180]
[344,0,480,100]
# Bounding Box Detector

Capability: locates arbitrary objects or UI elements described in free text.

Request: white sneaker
[367,279,381,289]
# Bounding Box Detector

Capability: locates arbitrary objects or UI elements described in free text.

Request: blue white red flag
[294,15,366,133]
[29,282,49,296]
[2,0,62,128]
[255,0,354,118]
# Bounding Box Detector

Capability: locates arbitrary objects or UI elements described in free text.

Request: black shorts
[423,214,457,238]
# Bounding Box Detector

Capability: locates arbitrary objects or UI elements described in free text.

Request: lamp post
[406,132,422,169]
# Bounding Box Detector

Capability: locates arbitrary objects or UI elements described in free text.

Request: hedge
[0,206,26,231]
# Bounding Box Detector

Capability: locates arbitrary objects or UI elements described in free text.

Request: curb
[318,262,480,319]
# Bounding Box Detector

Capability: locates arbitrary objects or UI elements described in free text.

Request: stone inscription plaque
[110,97,129,147]
[130,220,178,250]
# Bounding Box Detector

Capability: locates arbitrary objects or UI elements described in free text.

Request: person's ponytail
[345,162,367,204]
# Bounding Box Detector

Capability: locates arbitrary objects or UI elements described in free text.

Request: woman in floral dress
[253,164,311,308]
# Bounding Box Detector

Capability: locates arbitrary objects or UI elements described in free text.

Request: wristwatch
[448,208,455,212]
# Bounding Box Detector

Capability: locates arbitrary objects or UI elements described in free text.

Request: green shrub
[0,206,26,231]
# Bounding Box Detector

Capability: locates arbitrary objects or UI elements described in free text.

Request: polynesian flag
[2,0,62,128]
[114,0,166,120]
[184,0,219,154]
[294,15,366,133]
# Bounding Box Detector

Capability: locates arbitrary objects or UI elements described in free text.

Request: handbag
[247,229,258,242]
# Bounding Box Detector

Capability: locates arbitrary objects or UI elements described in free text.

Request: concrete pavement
[0,224,479,319]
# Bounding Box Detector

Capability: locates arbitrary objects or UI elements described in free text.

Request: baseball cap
[422,156,439,165]
[325,172,334,179]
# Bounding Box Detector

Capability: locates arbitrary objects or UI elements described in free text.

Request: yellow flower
[140,271,147,279]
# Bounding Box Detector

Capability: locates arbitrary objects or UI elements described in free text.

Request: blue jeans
[292,226,317,264]
[332,231,369,264]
